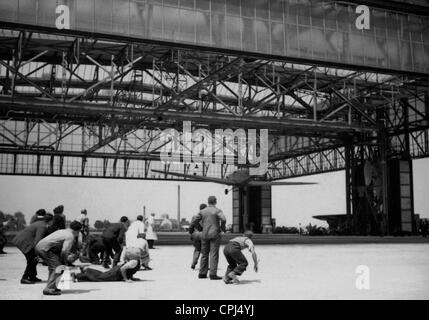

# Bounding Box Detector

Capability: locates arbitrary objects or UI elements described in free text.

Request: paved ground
[1,243,429,300]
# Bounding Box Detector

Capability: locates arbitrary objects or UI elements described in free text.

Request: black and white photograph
[0,0,428,307]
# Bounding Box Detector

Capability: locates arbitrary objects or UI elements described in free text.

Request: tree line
[0,211,113,232]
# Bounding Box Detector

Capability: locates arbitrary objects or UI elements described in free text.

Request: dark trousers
[200,235,221,277]
[36,249,62,291]
[0,233,6,252]
[23,248,38,279]
[192,238,201,268]
[76,267,121,282]
[102,237,122,266]
[77,261,140,282]
[88,238,105,263]
[147,240,155,249]
[223,242,248,277]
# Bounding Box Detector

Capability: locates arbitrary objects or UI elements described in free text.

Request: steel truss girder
[0,28,428,180]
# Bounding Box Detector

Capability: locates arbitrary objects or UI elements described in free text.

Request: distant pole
[177,185,181,225]
[143,205,146,221]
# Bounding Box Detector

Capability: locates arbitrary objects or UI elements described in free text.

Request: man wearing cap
[30,209,47,224]
[13,213,54,284]
[35,221,82,295]
[47,205,66,234]
[191,196,226,280]
[223,230,259,284]
[101,216,129,268]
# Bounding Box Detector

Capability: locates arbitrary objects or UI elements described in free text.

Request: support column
[345,144,352,230]
[387,157,414,234]
[379,130,389,236]
[231,185,272,234]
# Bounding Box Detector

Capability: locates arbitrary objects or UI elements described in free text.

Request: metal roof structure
[0,0,427,181]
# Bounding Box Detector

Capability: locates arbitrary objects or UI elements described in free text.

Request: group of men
[3,195,258,296]
[189,196,259,284]
[10,206,157,295]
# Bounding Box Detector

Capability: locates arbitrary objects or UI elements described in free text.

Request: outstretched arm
[120,260,138,282]
[119,248,126,265]
[250,248,258,272]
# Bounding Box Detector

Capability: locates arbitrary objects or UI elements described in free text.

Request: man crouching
[223,230,258,284]
[35,221,82,295]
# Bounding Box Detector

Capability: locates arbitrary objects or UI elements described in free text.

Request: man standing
[75,209,90,240]
[0,219,8,254]
[145,213,158,249]
[47,205,66,234]
[30,209,47,224]
[125,215,145,246]
[191,196,226,280]
[101,216,128,268]
[35,221,82,295]
[189,203,206,269]
[13,214,53,284]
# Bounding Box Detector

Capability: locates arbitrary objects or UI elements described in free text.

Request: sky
[0,158,428,228]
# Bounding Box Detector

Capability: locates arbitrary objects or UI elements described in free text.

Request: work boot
[43,289,61,296]
[20,278,35,284]
[227,272,240,284]
[29,277,42,283]
[198,274,207,279]
[223,276,233,284]
[209,275,222,280]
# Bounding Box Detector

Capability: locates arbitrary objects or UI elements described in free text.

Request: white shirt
[75,214,89,227]
[125,220,145,245]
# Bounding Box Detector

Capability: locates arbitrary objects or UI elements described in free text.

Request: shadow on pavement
[236,279,261,285]
[132,278,155,282]
[62,289,100,294]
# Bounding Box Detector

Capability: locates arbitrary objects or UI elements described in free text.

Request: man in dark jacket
[189,203,206,269]
[47,205,66,234]
[191,196,226,280]
[30,209,47,224]
[102,216,128,268]
[80,234,105,264]
[0,220,8,254]
[13,214,53,284]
